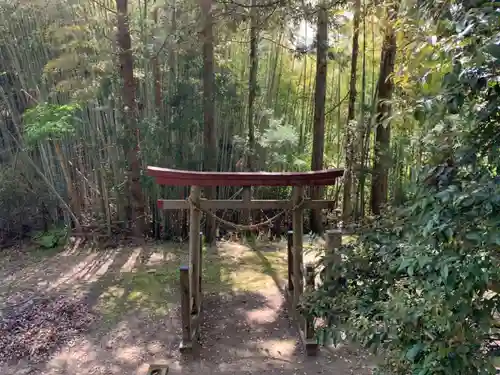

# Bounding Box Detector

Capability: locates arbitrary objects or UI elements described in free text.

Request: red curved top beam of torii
[146,166,345,187]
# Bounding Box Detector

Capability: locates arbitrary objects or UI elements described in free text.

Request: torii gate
[147,166,344,355]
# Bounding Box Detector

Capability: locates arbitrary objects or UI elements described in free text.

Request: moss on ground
[94,241,288,323]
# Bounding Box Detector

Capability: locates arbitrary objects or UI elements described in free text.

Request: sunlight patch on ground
[146,340,164,354]
[96,266,180,323]
[114,345,143,364]
[83,251,119,282]
[95,285,127,321]
[145,250,175,267]
[257,338,297,358]
[226,268,276,292]
[0,240,376,375]
[43,333,146,375]
[211,241,288,292]
[45,338,100,375]
[244,306,278,324]
[214,348,298,373]
[119,247,142,273]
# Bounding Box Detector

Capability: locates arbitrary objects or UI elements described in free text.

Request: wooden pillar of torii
[147,166,344,355]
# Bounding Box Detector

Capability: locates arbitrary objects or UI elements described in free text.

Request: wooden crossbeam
[157,199,337,211]
[147,166,344,187]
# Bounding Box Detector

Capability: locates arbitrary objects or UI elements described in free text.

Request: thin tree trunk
[150,6,163,240]
[244,0,259,237]
[335,66,342,166]
[116,0,146,238]
[342,0,361,224]
[247,0,258,172]
[166,0,177,128]
[310,4,328,234]
[200,0,217,245]
[355,0,367,219]
[299,58,307,149]
[151,7,162,112]
[371,5,398,215]
[359,10,378,217]
[54,141,82,231]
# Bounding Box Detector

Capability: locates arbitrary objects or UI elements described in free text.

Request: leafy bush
[31,227,68,249]
[305,160,500,374]
[304,3,500,374]
[0,165,58,245]
[23,102,81,144]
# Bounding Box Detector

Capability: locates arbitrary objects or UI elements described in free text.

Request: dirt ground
[0,239,374,375]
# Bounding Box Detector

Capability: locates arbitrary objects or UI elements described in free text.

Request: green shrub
[305,163,500,374]
[0,164,58,244]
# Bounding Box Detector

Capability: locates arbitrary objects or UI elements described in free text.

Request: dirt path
[0,241,374,375]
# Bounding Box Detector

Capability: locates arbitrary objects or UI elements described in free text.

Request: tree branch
[217,0,284,8]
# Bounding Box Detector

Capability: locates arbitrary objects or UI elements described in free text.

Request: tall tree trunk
[310,4,328,234]
[247,0,258,172]
[150,5,163,240]
[354,1,367,219]
[151,7,162,112]
[200,0,217,244]
[116,0,146,238]
[243,0,259,236]
[342,0,361,224]
[371,5,398,215]
[166,0,177,129]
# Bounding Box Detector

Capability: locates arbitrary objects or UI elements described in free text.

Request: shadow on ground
[0,239,374,375]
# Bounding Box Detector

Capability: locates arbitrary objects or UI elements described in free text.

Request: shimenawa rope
[187,196,305,231]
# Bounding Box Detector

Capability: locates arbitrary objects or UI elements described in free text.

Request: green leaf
[406,343,425,362]
[398,257,415,273]
[485,43,500,59]
[441,264,449,281]
[418,256,433,269]
[34,233,58,249]
[445,227,454,241]
[493,233,500,246]
[408,265,415,277]
[465,231,482,242]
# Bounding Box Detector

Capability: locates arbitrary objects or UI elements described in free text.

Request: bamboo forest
[0,0,499,374]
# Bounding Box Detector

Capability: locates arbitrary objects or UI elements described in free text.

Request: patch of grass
[95,284,128,325]
[96,268,179,325]
[205,244,287,293]
[203,254,236,293]
[342,234,358,244]
[95,242,288,321]
[238,251,287,279]
[95,244,186,323]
